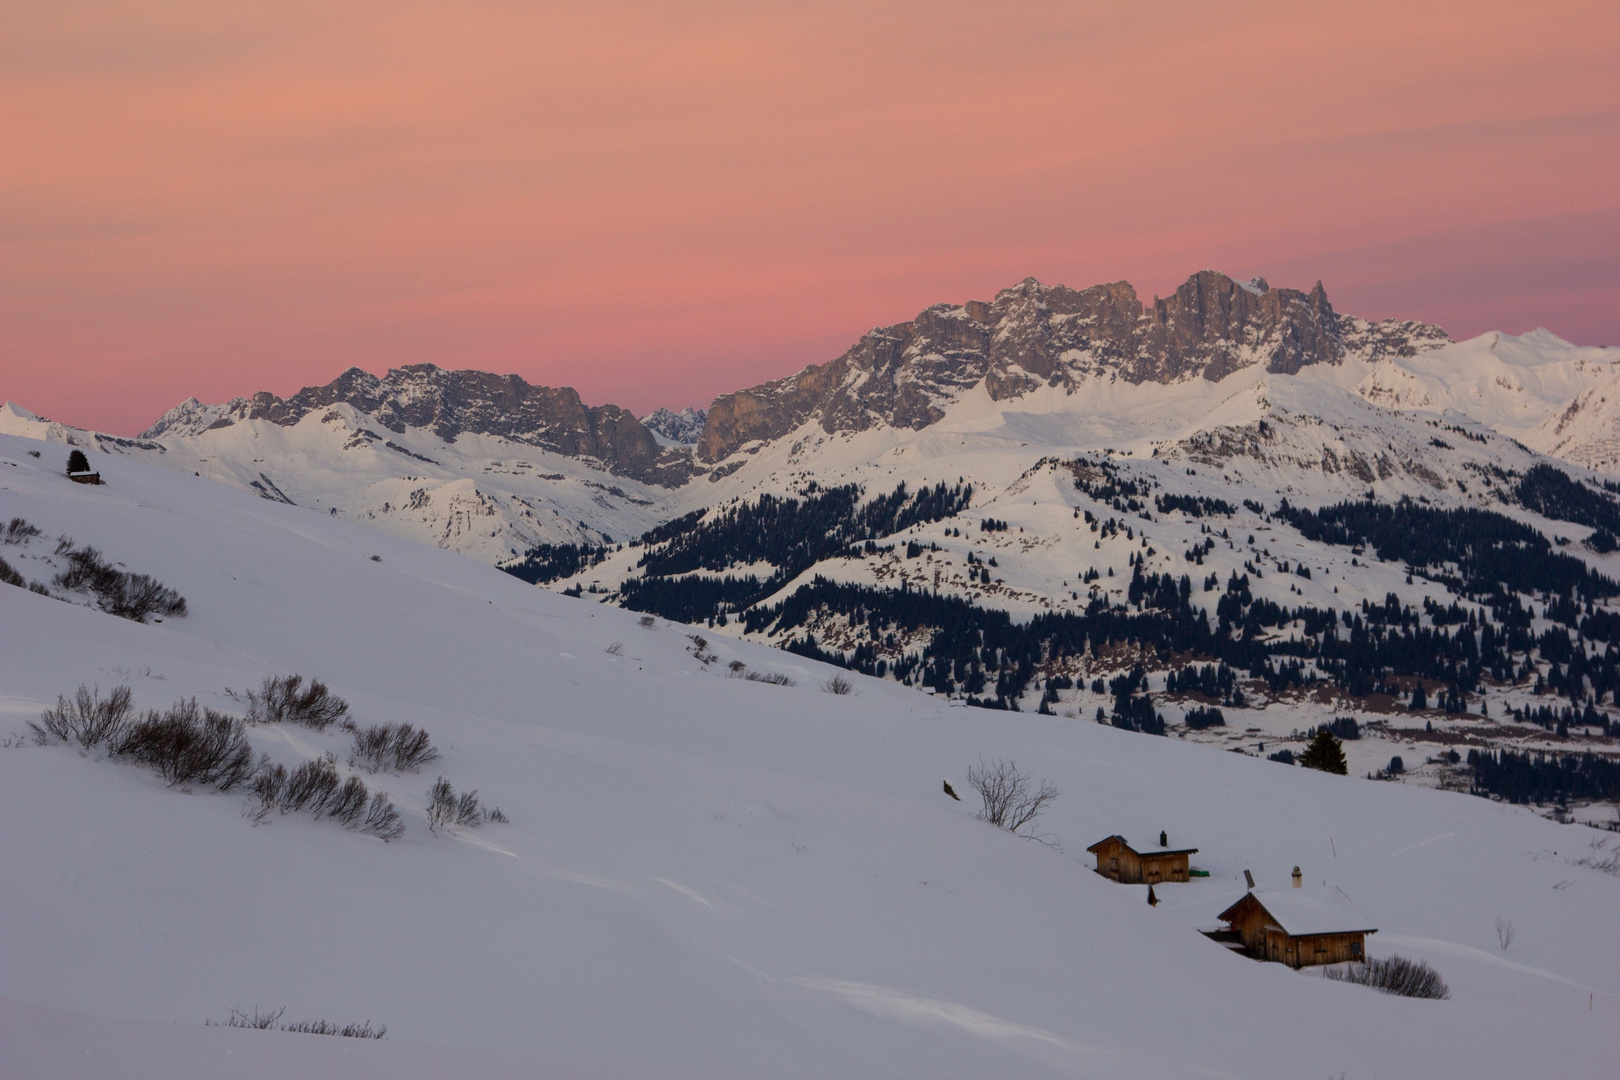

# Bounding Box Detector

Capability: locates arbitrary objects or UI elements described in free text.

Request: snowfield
[3,435,1619,1079]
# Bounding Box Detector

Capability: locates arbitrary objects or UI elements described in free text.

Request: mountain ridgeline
[697,270,1448,462]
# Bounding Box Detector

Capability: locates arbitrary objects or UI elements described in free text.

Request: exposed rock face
[641,407,708,445]
[144,365,692,487]
[697,270,1449,462]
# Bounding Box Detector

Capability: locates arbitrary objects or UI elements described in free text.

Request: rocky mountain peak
[697,270,1450,463]
[143,364,692,487]
[642,407,708,445]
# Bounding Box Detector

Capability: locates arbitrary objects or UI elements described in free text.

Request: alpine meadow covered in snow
[5,272,1620,1077]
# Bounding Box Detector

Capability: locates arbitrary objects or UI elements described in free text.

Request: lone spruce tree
[66,449,90,475]
[1300,728,1349,775]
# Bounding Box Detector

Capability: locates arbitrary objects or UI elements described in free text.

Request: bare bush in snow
[822,674,854,696]
[52,546,187,622]
[425,776,497,832]
[363,791,405,839]
[966,757,1059,836]
[244,675,350,731]
[209,1007,385,1039]
[114,699,256,790]
[1322,955,1450,999]
[253,756,403,839]
[348,723,438,773]
[3,517,41,544]
[209,1006,285,1030]
[744,670,794,686]
[639,615,656,629]
[281,1018,386,1039]
[30,684,133,748]
[1496,917,1516,950]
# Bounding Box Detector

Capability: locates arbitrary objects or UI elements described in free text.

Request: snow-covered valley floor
[2,433,1618,1079]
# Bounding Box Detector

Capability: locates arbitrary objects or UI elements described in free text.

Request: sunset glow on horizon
[4,0,1618,435]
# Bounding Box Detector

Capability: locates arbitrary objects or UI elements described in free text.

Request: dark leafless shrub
[1576,838,1620,875]
[348,723,438,773]
[209,1008,384,1038]
[28,580,50,595]
[727,660,746,677]
[605,641,624,656]
[284,755,343,816]
[53,546,113,592]
[363,791,405,839]
[0,555,25,588]
[108,573,188,621]
[114,699,256,790]
[328,776,369,825]
[744,670,794,686]
[1322,955,1450,999]
[822,674,854,695]
[209,1006,285,1030]
[485,806,509,823]
[4,517,41,544]
[51,546,186,622]
[426,775,490,832]
[966,757,1059,836]
[280,1018,386,1039]
[245,675,349,731]
[425,777,455,831]
[251,762,288,820]
[1495,917,1516,949]
[30,684,134,748]
[253,756,404,839]
[639,615,656,629]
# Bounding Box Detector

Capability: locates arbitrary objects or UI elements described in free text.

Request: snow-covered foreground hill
[2,435,1618,1079]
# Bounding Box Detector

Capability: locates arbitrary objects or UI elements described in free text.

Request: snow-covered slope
[1356,329,1620,468]
[2,399,672,564]
[2,436,1619,1079]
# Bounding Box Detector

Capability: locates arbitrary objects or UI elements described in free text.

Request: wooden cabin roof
[1085,835,1197,856]
[1218,887,1377,937]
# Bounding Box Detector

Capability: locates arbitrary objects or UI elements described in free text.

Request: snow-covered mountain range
[6,269,1620,796]
[6,271,1619,570]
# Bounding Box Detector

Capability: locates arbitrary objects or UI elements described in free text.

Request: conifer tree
[66,449,90,475]
[1300,728,1348,775]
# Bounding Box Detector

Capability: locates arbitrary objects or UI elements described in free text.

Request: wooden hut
[67,470,101,485]
[1208,887,1376,968]
[1086,835,1197,884]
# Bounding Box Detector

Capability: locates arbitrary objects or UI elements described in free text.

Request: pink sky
[4,1,1618,435]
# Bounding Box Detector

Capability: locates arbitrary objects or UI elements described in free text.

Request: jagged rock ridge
[698,270,1449,462]
[641,406,708,445]
[144,365,691,487]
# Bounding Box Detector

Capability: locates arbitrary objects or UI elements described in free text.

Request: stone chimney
[1292,866,1303,888]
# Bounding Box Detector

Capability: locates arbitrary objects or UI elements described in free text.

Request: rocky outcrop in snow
[641,406,708,445]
